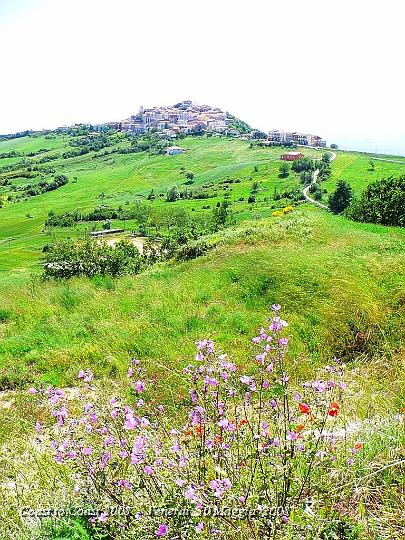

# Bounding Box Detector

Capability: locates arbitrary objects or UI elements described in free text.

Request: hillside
[1,132,404,283]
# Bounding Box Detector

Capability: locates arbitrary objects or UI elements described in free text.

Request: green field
[0,134,341,281]
[324,150,405,197]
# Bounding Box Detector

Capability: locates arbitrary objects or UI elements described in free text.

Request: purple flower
[144,465,154,475]
[279,337,288,347]
[204,376,219,387]
[209,478,232,498]
[312,380,327,392]
[82,446,93,456]
[271,304,281,311]
[35,421,42,433]
[124,413,140,430]
[134,380,145,393]
[28,387,38,394]
[155,524,168,537]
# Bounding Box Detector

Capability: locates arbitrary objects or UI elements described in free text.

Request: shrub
[175,239,210,260]
[346,176,405,227]
[43,238,142,278]
[30,307,363,539]
[328,180,353,214]
[0,308,12,323]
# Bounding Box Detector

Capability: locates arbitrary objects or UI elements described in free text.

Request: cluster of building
[56,101,327,148]
[96,101,234,138]
[267,130,326,147]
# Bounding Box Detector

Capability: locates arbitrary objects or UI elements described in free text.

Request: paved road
[302,151,336,210]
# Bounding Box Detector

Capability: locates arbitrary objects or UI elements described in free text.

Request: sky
[0,0,404,155]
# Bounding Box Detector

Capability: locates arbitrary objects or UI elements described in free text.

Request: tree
[211,201,231,231]
[322,152,331,164]
[346,176,405,227]
[279,163,290,178]
[251,181,259,192]
[328,180,353,214]
[248,195,256,204]
[330,143,338,149]
[166,185,180,202]
[300,171,313,185]
[185,171,195,181]
[368,159,375,171]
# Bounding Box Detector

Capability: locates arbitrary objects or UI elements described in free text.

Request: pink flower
[135,380,145,393]
[312,380,327,392]
[98,513,108,523]
[124,413,140,430]
[144,465,154,475]
[209,478,232,498]
[82,446,93,456]
[28,387,38,394]
[155,524,168,537]
[35,421,42,433]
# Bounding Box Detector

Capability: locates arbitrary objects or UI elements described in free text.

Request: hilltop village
[53,100,327,147]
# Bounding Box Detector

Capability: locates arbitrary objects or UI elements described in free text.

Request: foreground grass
[0,208,404,539]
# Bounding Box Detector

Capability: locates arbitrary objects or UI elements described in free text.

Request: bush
[328,180,353,214]
[43,238,142,278]
[175,239,210,260]
[30,308,364,539]
[346,176,405,226]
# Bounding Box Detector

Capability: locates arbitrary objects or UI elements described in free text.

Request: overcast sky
[0,0,404,155]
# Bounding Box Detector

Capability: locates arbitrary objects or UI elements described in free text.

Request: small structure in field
[90,228,124,237]
[281,151,304,161]
[166,146,186,155]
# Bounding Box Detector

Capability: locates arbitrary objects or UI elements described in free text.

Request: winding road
[302,150,336,210]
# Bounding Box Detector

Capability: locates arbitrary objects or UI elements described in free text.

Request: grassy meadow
[0,134,367,281]
[0,132,404,539]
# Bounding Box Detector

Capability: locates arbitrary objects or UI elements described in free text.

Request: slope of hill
[1,133,404,284]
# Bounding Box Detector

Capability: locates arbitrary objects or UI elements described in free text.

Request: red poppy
[214,434,222,444]
[328,402,339,417]
[299,403,310,414]
[238,419,248,429]
[295,424,305,433]
[354,442,363,450]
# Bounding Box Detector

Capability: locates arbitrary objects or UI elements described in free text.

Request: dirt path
[302,151,336,210]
